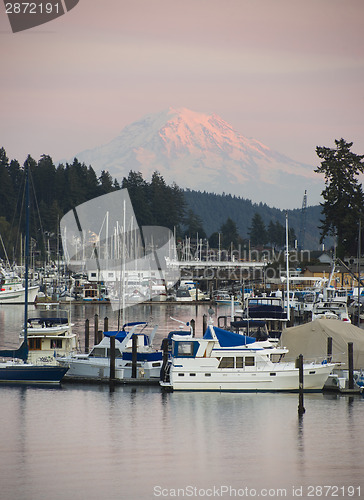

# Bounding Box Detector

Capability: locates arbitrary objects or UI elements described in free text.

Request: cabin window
[152,362,161,367]
[106,349,122,358]
[270,353,283,363]
[236,357,244,368]
[178,373,185,377]
[245,356,255,367]
[89,348,106,358]
[29,338,41,350]
[218,357,234,368]
[177,342,194,356]
[190,373,196,376]
[51,339,62,349]
[205,373,211,377]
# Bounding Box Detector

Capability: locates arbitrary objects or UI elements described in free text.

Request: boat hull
[162,363,333,392]
[59,357,162,381]
[0,285,38,304]
[0,364,68,384]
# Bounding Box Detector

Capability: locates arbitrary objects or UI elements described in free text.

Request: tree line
[1,138,363,262]
[0,149,188,262]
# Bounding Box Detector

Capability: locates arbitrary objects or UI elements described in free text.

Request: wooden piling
[327,337,333,363]
[109,335,116,390]
[97,330,103,345]
[348,342,354,390]
[202,314,207,335]
[297,354,305,415]
[85,318,90,354]
[132,334,138,379]
[94,313,99,344]
[161,338,169,382]
[190,319,195,338]
[104,316,108,333]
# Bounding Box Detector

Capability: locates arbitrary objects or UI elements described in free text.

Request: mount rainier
[69,107,322,209]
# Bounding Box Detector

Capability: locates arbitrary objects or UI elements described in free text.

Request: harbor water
[0,303,363,500]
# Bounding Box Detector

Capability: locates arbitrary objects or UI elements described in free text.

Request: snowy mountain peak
[70,108,322,209]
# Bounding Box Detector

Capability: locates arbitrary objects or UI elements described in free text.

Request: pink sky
[1,0,363,203]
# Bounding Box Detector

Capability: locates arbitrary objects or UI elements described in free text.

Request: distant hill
[183,189,325,250]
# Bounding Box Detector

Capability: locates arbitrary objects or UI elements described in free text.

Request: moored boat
[160,324,335,392]
[58,321,162,381]
[0,162,68,384]
[20,308,77,365]
[0,265,38,304]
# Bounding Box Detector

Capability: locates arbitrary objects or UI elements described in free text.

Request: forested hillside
[183,189,324,249]
[0,146,325,262]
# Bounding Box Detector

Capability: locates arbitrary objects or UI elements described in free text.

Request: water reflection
[1,304,364,499]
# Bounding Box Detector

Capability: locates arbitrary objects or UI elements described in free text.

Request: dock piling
[348,342,354,390]
[132,334,138,378]
[190,319,195,337]
[94,314,99,344]
[327,337,333,363]
[202,314,207,335]
[109,335,116,390]
[297,354,305,415]
[85,318,89,354]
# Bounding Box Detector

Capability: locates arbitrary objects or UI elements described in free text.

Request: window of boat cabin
[218,357,234,368]
[106,348,123,358]
[89,347,106,357]
[51,339,63,349]
[270,353,284,363]
[177,342,195,356]
[29,338,41,350]
[245,356,255,366]
[236,357,244,368]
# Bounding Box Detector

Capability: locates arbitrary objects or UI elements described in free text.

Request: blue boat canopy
[203,326,256,347]
[103,330,149,346]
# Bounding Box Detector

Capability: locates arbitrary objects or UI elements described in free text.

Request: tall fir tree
[315,139,364,257]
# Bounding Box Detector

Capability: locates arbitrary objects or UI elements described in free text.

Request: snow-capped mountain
[70,107,322,209]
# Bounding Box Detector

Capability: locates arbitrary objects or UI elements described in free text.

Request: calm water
[0,303,363,500]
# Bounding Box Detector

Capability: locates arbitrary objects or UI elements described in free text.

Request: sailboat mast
[24,159,30,354]
[285,212,290,322]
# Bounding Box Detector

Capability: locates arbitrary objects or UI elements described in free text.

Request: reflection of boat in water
[58,322,162,381]
[20,308,77,365]
[160,323,335,392]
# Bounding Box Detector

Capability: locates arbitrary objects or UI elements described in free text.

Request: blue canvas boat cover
[203,326,256,347]
[103,330,149,346]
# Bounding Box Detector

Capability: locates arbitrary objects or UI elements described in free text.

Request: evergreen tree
[0,148,15,220]
[122,171,152,225]
[248,213,267,246]
[208,232,220,249]
[183,209,206,238]
[220,217,239,248]
[99,170,116,194]
[314,139,364,257]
